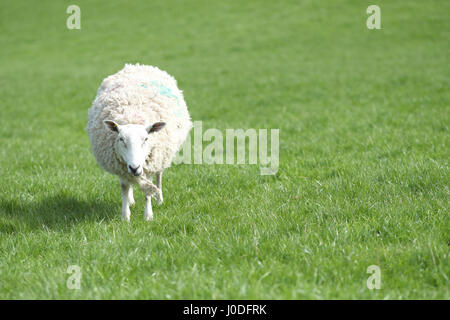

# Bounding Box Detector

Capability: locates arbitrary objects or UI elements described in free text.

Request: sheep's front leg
[155,171,163,204]
[144,196,153,221]
[120,180,131,221]
[128,184,135,206]
[137,177,162,205]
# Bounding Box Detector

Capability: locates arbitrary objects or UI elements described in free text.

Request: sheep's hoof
[153,189,163,205]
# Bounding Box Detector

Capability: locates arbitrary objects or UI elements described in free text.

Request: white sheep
[86,64,192,221]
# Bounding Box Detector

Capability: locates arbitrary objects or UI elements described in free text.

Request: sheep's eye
[119,137,124,142]
[144,137,148,142]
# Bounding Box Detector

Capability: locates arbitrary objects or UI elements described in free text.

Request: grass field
[0,0,448,299]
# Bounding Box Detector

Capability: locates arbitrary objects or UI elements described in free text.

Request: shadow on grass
[0,194,118,233]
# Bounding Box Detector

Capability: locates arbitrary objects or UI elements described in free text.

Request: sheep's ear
[146,122,166,134]
[104,120,119,132]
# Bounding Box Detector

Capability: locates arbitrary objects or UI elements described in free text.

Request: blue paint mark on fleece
[141,81,184,118]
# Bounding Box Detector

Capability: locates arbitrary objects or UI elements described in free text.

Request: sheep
[86,63,192,221]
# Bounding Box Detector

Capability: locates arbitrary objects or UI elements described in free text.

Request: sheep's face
[104,120,166,176]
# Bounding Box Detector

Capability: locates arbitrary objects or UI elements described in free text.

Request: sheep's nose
[128,165,141,175]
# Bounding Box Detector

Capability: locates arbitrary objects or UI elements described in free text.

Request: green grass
[0,0,449,299]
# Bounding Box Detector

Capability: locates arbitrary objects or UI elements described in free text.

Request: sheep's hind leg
[138,176,157,221]
[155,171,163,205]
[144,196,153,221]
[120,180,131,221]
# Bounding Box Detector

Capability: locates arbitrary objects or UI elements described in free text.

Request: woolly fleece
[86,64,192,182]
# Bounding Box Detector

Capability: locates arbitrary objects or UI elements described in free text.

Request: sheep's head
[104,120,166,176]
